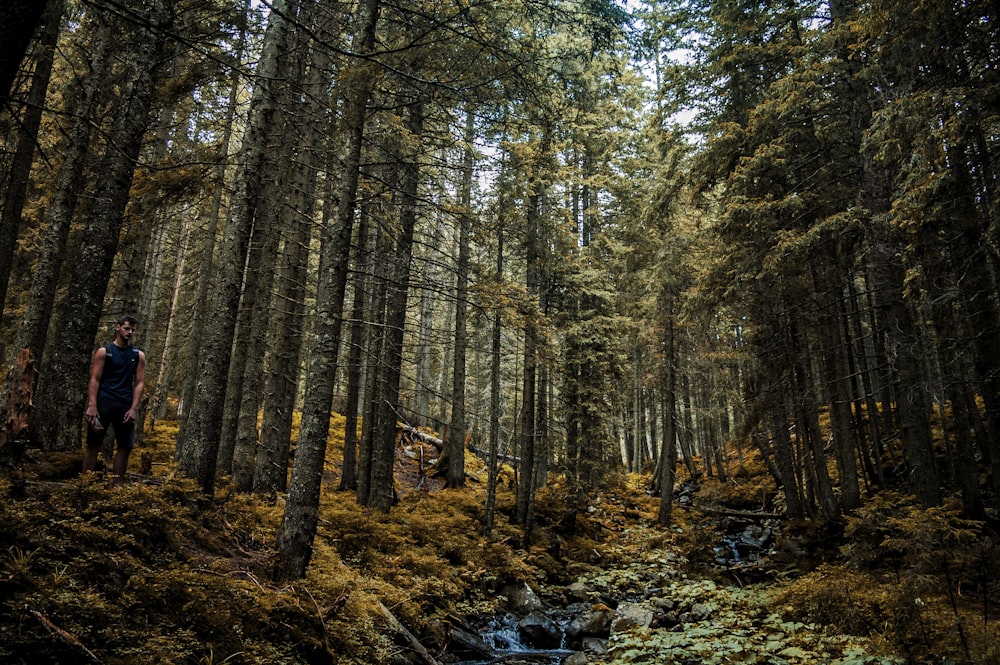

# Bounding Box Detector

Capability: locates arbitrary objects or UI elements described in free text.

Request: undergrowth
[1,417,997,664]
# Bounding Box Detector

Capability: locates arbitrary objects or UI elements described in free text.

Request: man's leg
[110,408,135,483]
[82,418,106,473]
[82,442,101,473]
[112,446,131,481]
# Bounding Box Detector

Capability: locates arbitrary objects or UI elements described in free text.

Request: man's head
[115,316,138,344]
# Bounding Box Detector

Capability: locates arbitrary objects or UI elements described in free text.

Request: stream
[426,516,901,665]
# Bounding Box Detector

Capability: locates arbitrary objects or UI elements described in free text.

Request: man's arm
[85,347,106,427]
[124,350,145,423]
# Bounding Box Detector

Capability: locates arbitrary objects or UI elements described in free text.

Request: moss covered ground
[1,417,997,664]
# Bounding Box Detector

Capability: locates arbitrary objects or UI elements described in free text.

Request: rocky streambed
[423,541,902,665]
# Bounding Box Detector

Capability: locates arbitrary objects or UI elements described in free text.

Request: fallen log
[468,444,519,465]
[690,504,784,520]
[398,423,443,450]
[378,601,441,665]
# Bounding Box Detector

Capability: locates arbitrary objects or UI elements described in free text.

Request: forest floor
[1,416,997,665]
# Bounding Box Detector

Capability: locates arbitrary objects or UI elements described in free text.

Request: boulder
[566,581,591,602]
[504,581,544,614]
[448,625,495,660]
[518,611,562,649]
[565,606,614,641]
[610,602,654,633]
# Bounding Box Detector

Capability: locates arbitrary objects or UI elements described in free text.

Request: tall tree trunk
[789,319,840,519]
[357,229,390,507]
[368,100,424,513]
[515,187,542,533]
[445,108,475,488]
[32,0,173,452]
[176,0,250,434]
[0,0,64,330]
[274,0,381,580]
[339,202,371,492]
[176,0,295,492]
[253,11,326,494]
[0,0,52,108]
[657,299,677,526]
[8,10,110,373]
[878,259,941,507]
[225,109,293,482]
[483,227,504,535]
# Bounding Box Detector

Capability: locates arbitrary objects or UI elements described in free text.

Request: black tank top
[98,343,138,403]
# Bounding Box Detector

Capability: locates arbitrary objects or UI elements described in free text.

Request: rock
[581,637,608,654]
[653,609,681,628]
[566,581,591,601]
[448,625,495,660]
[651,597,675,611]
[682,602,712,622]
[611,602,654,633]
[518,611,562,649]
[563,652,589,665]
[504,581,544,614]
[565,606,614,642]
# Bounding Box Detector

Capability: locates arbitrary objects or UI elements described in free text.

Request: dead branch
[398,423,443,450]
[377,601,441,665]
[690,505,784,520]
[27,605,100,662]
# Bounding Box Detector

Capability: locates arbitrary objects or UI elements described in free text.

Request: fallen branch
[27,604,100,662]
[378,601,441,665]
[690,505,784,520]
[468,445,519,465]
[398,423,443,450]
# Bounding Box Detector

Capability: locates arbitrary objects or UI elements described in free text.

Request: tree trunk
[339,202,371,492]
[515,186,542,533]
[445,108,475,488]
[483,228,504,535]
[657,302,677,526]
[176,0,250,438]
[8,10,109,374]
[0,0,64,329]
[368,100,425,513]
[254,14,325,495]
[274,0,381,580]
[0,0,52,108]
[176,0,294,493]
[32,0,173,452]
[225,110,293,484]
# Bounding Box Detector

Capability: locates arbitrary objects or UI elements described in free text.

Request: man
[82,315,145,480]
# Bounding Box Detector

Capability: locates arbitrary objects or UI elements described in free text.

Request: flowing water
[451,612,574,665]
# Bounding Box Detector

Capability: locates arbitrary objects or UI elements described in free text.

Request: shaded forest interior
[1,0,1000,663]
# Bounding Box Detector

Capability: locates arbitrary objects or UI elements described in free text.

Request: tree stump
[0,348,36,464]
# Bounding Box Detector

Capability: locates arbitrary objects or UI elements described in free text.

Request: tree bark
[176,0,250,434]
[339,200,371,492]
[254,10,326,495]
[0,0,52,108]
[445,108,475,489]
[369,100,425,513]
[0,0,64,330]
[274,0,381,580]
[32,0,174,452]
[9,9,109,374]
[483,227,504,535]
[176,0,294,492]
[657,303,677,526]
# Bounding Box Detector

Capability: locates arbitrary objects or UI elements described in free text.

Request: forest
[0,0,998,663]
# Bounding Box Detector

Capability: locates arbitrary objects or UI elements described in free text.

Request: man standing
[83,315,145,480]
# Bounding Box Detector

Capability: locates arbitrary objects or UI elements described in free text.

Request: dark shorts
[86,398,135,451]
